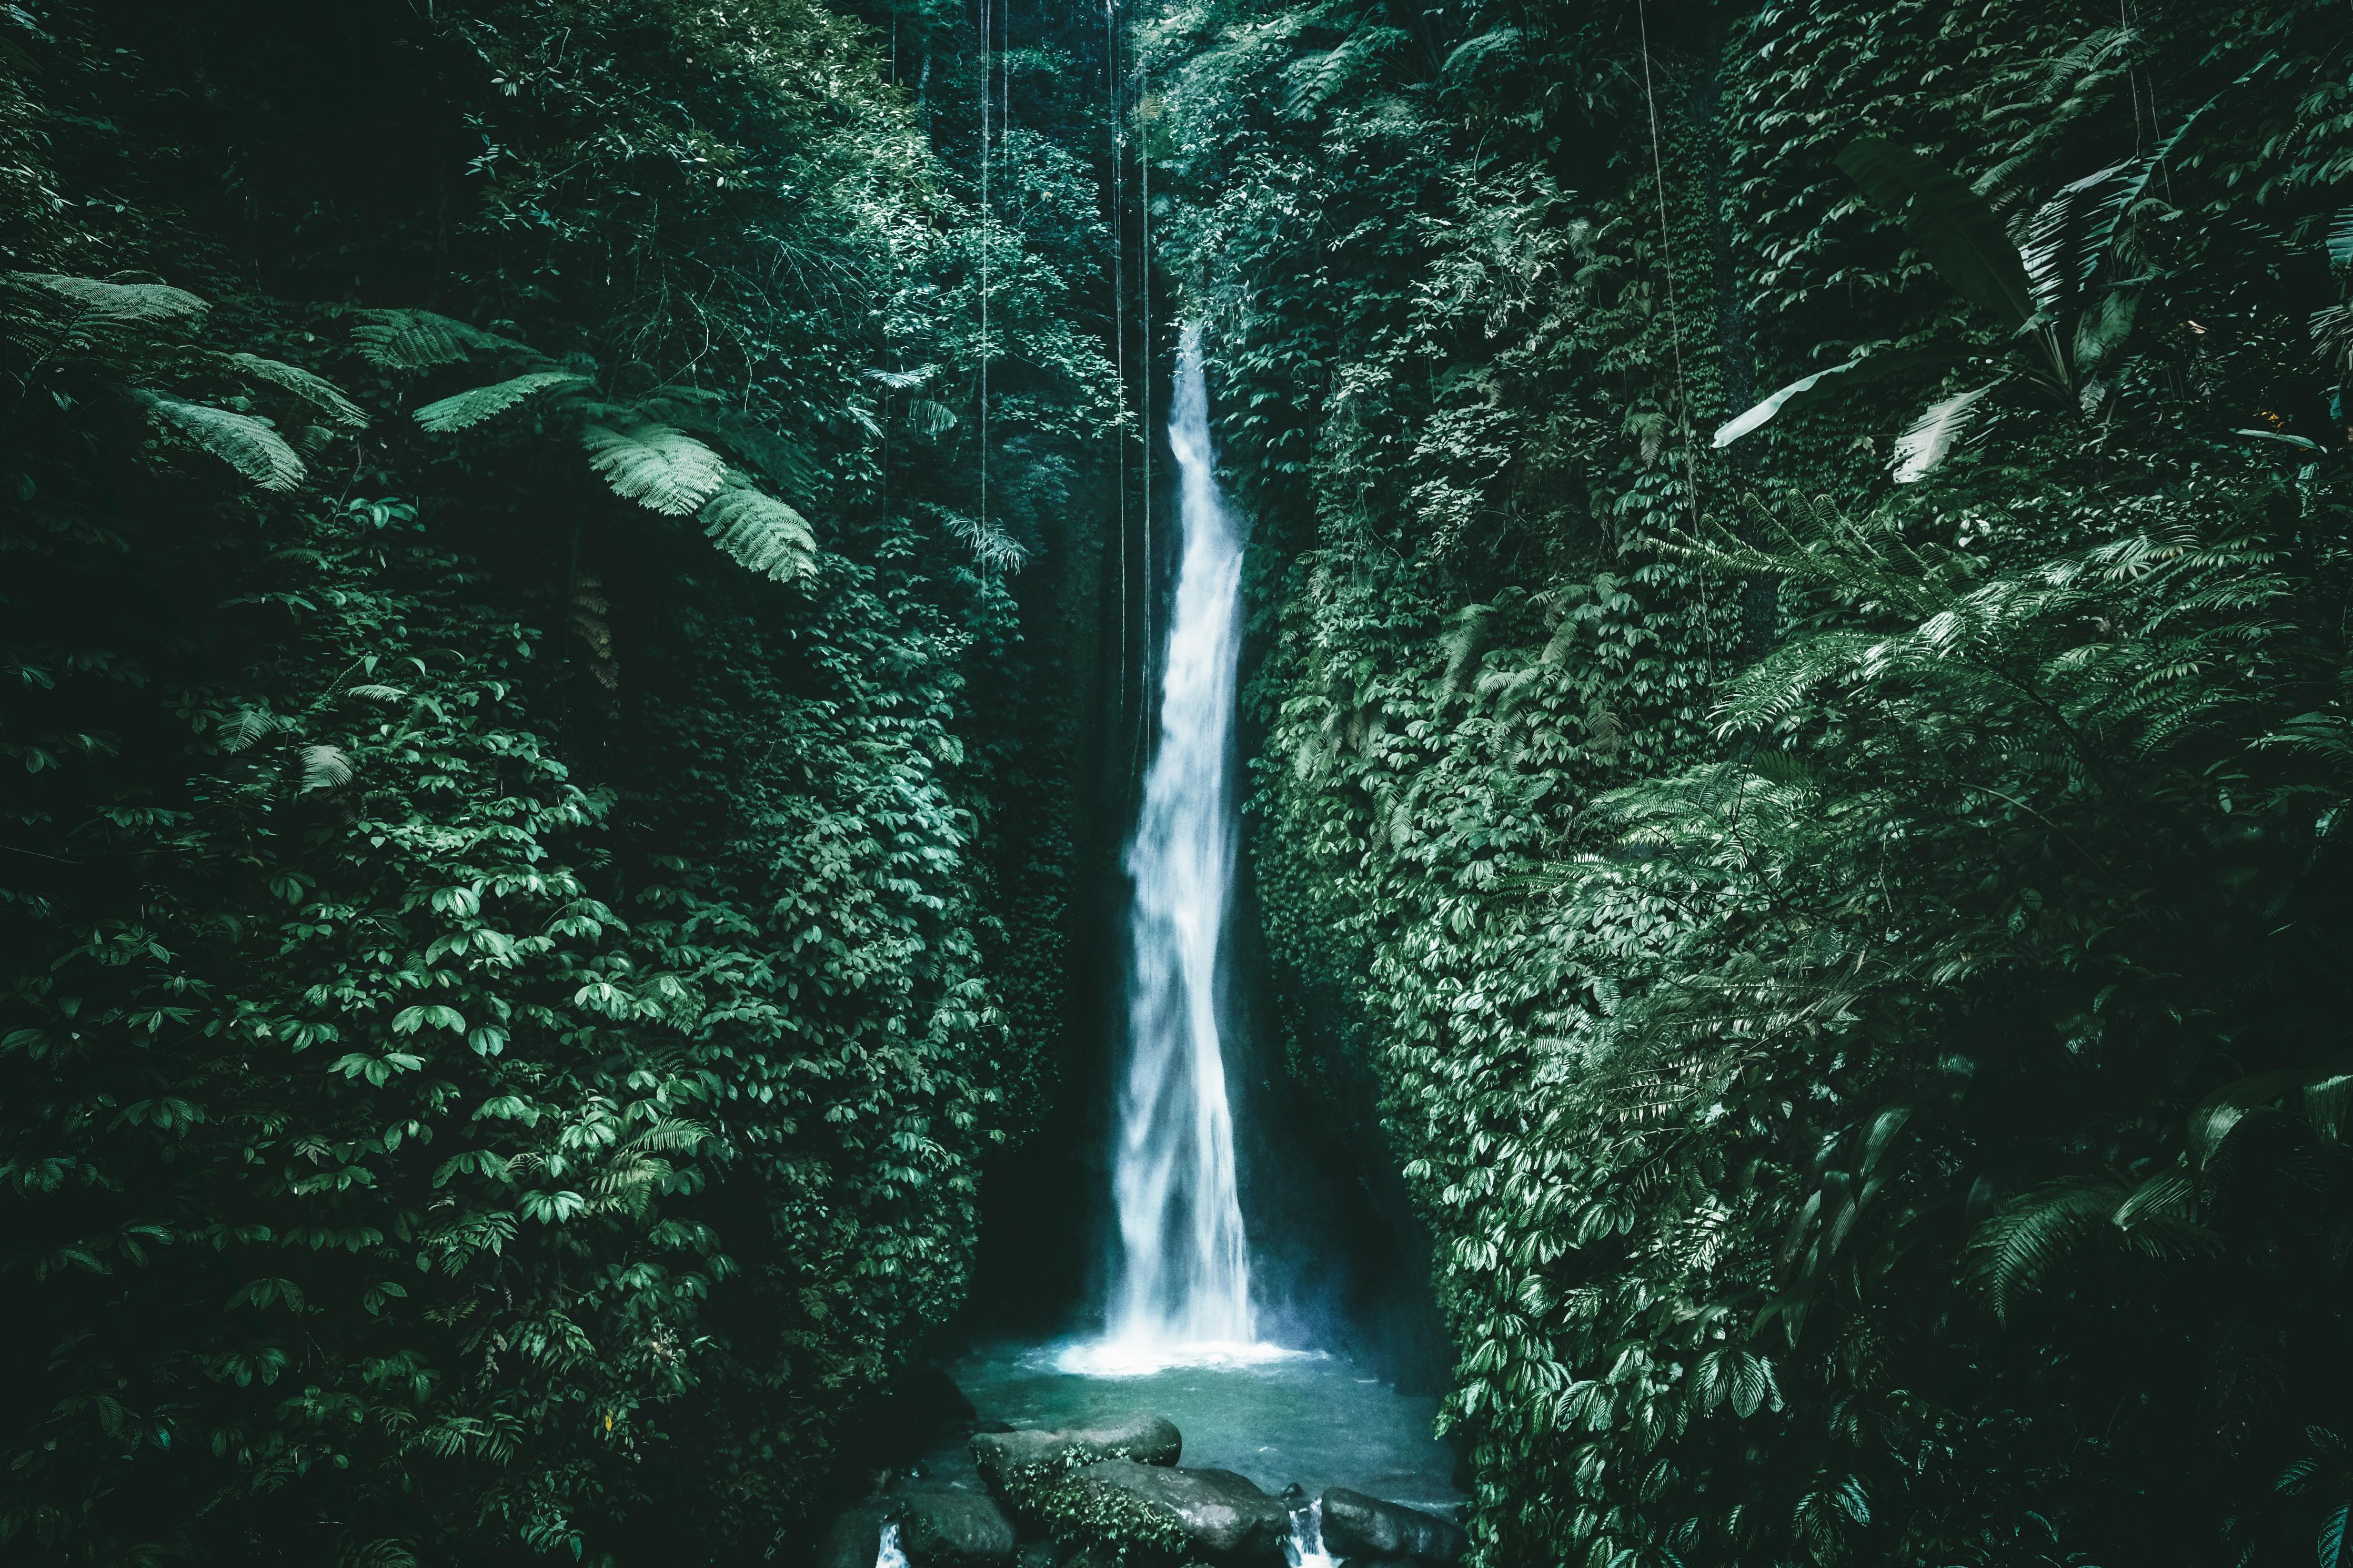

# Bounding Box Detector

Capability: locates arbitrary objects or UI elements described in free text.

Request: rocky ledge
[822,1406,1465,1568]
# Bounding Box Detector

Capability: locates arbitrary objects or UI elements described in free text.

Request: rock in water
[816,1503,893,1568]
[1072,1461,1291,1561]
[971,1414,1182,1490]
[897,1493,1019,1568]
[1316,1489,1467,1564]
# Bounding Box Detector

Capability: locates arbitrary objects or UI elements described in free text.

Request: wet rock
[1072,1460,1290,1561]
[897,1492,1018,1568]
[817,1503,894,1568]
[1014,1538,1068,1568]
[1316,1488,1467,1564]
[972,1413,1182,1490]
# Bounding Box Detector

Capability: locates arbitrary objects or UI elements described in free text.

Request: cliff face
[0,2,1117,1559]
[1148,0,2353,1560]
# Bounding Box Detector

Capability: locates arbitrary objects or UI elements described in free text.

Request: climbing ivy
[0,0,1114,1561]
[1152,0,2353,1563]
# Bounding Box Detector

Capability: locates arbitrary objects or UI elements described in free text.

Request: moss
[1031,1475,1195,1567]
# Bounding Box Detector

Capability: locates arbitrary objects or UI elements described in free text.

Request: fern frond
[349,308,522,369]
[299,744,352,793]
[698,473,816,579]
[221,352,369,429]
[133,390,305,491]
[1967,1177,2125,1320]
[907,398,960,436]
[568,572,620,689]
[415,371,589,433]
[948,511,1029,574]
[1285,27,1405,117]
[218,709,279,753]
[7,272,208,326]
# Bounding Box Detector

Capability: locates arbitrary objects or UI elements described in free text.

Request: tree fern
[415,371,590,433]
[132,390,305,491]
[349,308,522,369]
[222,352,368,429]
[7,272,207,326]
[698,472,815,579]
[585,422,727,517]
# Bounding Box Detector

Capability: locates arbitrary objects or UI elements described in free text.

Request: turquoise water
[938,1342,1464,1516]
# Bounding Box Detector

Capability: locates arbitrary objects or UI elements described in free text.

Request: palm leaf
[415,371,590,433]
[2072,289,2139,379]
[133,390,306,492]
[2019,159,2137,319]
[1838,138,2035,329]
[698,473,816,579]
[1713,349,1943,448]
[2328,206,2353,268]
[1889,383,1996,483]
[222,353,369,429]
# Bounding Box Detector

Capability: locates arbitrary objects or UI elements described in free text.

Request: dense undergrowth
[1149,0,2353,1563]
[1,1,1123,1562]
[15,0,2353,1562]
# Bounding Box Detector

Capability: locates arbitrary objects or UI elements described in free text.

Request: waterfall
[1283,1500,1339,1568]
[1101,322,1259,1359]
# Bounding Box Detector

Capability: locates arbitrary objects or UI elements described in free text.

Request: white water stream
[1064,323,1275,1374]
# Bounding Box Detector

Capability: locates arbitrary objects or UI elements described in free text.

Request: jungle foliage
[1144,0,2353,1562]
[0,0,1122,1562]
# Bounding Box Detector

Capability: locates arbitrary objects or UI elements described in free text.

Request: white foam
[1108,322,1257,1349]
[1048,1337,1310,1379]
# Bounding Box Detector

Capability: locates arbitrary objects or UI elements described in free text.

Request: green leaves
[414,370,590,432]
[8,271,208,325]
[1888,382,1996,482]
[222,352,369,428]
[132,389,306,491]
[1838,137,2036,329]
[1712,349,1943,448]
[350,308,524,369]
[580,422,727,515]
[700,473,817,580]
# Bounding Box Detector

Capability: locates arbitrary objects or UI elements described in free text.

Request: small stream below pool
[906,1342,1465,1518]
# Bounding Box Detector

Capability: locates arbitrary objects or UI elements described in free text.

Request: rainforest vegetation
[6,0,2353,1564]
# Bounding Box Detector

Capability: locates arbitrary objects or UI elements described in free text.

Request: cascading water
[1075,322,1271,1370]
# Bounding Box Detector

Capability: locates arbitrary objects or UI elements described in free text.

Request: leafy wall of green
[0,1,1114,1562]
[1149,0,2353,1562]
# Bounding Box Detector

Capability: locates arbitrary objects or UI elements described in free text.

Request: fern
[582,422,728,515]
[698,473,815,578]
[222,352,368,429]
[133,390,305,491]
[1967,1179,2125,1320]
[414,371,590,433]
[7,272,207,325]
[947,511,1029,574]
[349,308,522,369]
